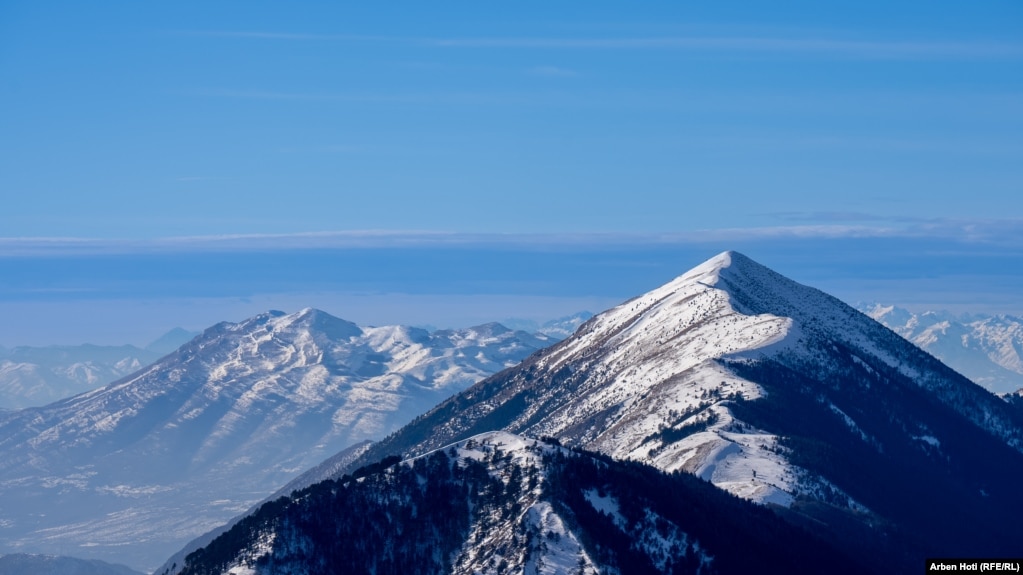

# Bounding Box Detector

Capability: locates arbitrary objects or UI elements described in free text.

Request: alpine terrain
[169,431,872,575]
[0,329,198,410]
[863,304,1023,394]
[1,346,157,410]
[0,553,144,575]
[179,251,1023,573]
[0,309,552,571]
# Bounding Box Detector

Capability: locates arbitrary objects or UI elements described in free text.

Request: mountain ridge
[0,310,552,571]
[259,250,1023,566]
[170,431,873,575]
[0,553,144,575]
[0,328,199,409]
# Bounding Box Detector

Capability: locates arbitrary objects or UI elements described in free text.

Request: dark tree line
[178,450,496,575]
[540,448,873,575]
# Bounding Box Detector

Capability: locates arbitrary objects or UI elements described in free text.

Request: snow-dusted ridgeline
[0,309,553,571]
[304,251,1023,566]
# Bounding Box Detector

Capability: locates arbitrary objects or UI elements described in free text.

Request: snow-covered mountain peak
[464,321,512,338]
[165,254,1023,574]
[674,248,735,282]
[544,250,795,376]
[670,250,772,291]
[339,251,1023,520]
[267,307,363,340]
[0,310,554,570]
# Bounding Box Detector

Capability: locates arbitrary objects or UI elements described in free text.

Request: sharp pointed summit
[292,250,1023,565]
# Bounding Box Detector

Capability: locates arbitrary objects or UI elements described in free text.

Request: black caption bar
[928,559,1023,573]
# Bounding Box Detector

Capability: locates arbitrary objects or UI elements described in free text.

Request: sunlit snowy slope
[302,251,1023,565]
[0,309,551,571]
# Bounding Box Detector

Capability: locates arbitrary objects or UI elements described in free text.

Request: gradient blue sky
[2,2,1022,345]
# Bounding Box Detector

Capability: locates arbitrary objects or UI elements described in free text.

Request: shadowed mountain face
[0,309,552,571]
[171,432,873,575]
[261,251,1023,569]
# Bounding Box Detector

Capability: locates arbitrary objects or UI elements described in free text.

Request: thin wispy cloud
[174,176,233,182]
[172,30,392,42]
[762,215,1023,245]
[432,36,1023,59]
[770,211,895,223]
[528,65,579,77]
[186,88,361,102]
[701,133,1023,156]
[175,29,1023,60]
[184,88,539,106]
[4,220,1022,257]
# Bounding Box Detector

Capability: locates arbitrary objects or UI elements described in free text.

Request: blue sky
[1,2,1022,345]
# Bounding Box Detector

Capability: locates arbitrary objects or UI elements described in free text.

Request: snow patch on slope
[512,252,816,506]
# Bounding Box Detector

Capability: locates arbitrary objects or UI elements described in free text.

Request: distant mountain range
[0,310,553,571]
[0,554,143,575]
[502,312,595,340]
[0,329,198,409]
[168,252,1023,574]
[0,316,597,412]
[861,304,1023,394]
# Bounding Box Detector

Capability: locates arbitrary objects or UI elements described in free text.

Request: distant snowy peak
[0,308,553,570]
[0,327,200,410]
[11,308,553,461]
[863,303,1023,393]
[274,307,363,340]
[538,311,594,339]
[499,312,596,341]
[0,344,164,409]
[145,328,200,355]
[170,252,1023,572]
[0,553,144,575]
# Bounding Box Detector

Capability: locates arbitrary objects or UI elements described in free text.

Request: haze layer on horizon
[2,232,1020,347]
[2,2,1020,345]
